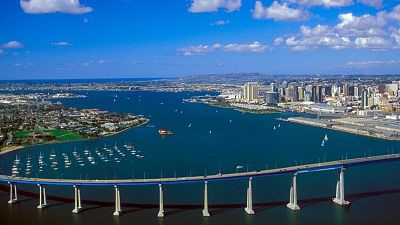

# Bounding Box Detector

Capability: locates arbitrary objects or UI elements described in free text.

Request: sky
[1,0,400,79]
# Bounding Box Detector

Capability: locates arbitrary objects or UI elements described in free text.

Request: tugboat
[158,128,173,135]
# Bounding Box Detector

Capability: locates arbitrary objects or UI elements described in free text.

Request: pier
[1,153,400,217]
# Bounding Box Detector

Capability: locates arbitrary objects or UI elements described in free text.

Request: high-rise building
[354,85,360,97]
[270,83,277,92]
[298,87,304,101]
[343,83,349,96]
[265,92,279,105]
[243,82,259,103]
[361,89,369,109]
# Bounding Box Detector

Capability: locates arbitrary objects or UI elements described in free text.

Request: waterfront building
[265,92,280,105]
[243,82,260,103]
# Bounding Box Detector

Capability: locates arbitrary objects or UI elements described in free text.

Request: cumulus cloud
[1,41,24,49]
[253,1,308,21]
[357,0,383,8]
[335,12,387,36]
[275,8,400,51]
[391,28,400,47]
[387,4,400,22]
[285,0,353,8]
[189,0,241,13]
[178,41,271,55]
[52,41,72,46]
[20,0,93,14]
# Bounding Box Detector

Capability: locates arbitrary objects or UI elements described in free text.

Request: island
[0,93,148,152]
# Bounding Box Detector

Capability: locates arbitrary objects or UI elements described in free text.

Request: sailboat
[188,123,192,128]
[113,98,116,103]
[321,139,325,147]
[209,130,212,134]
[278,124,281,128]
[324,134,329,141]
[273,126,276,130]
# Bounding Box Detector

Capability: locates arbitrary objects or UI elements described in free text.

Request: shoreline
[0,119,150,156]
[284,117,400,141]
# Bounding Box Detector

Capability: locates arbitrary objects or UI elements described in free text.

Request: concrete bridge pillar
[245,177,255,215]
[113,185,122,216]
[202,181,210,217]
[37,184,48,209]
[287,173,300,211]
[72,185,82,213]
[333,168,350,206]
[157,184,164,218]
[7,182,17,204]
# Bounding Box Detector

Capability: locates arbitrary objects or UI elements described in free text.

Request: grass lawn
[14,129,84,141]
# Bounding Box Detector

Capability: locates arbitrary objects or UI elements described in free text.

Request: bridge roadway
[1,153,400,186]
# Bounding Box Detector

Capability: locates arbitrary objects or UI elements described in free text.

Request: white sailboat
[324,134,329,141]
[188,123,192,128]
[321,139,325,147]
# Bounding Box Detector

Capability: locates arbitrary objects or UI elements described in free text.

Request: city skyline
[1,0,400,79]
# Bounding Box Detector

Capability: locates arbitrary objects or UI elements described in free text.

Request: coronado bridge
[1,153,400,217]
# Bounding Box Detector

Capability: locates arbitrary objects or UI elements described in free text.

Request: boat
[188,123,192,128]
[209,130,212,134]
[159,129,173,135]
[273,126,276,130]
[236,165,244,169]
[324,134,329,141]
[321,139,325,147]
[278,124,281,128]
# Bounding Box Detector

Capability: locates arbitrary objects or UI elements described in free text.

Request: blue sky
[1,0,400,79]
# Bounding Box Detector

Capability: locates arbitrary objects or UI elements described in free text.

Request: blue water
[1,90,400,225]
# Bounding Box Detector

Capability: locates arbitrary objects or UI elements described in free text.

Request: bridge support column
[157,184,164,218]
[245,177,255,215]
[37,184,48,209]
[287,173,300,211]
[202,181,210,217]
[333,168,350,206]
[113,185,122,216]
[8,182,17,204]
[72,185,82,213]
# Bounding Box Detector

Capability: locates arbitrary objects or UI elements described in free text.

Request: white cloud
[346,60,400,68]
[335,12,386,37]
[285,0,353,8]
[52,41,72,46]
[387,4,400,22]
[1,41,24,49]
[211,20,230,26]
[357,0,383,8]
[20,0,92,14]
[178,41,271,55]
[253,1,308,21]
[178,44,221,56]
[354,36,392,49]
[223,41,271,52]
[391,28,400,47]
[189,0,241,13]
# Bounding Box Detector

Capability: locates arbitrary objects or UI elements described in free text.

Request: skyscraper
[243,82,259,103]
[361,89,369,109]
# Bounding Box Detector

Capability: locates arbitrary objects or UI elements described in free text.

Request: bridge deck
[1,154,399,186]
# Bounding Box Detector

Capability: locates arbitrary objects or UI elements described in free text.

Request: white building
[243,82,259,103]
